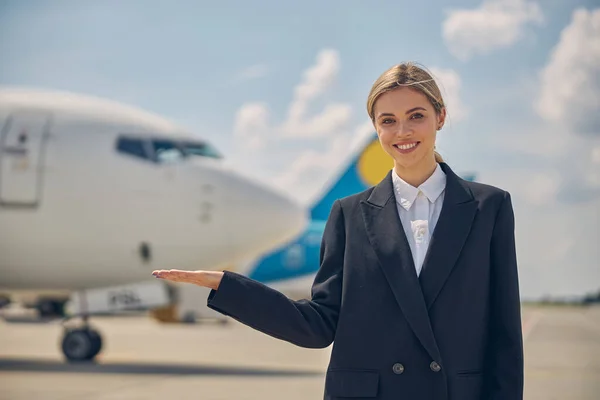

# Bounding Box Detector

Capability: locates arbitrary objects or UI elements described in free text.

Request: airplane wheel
[61,328,102,362]
[87,329,103,356]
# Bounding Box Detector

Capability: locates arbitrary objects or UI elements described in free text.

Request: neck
[394,156,438,188]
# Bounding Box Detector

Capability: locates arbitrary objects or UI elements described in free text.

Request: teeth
[396,143,417,150]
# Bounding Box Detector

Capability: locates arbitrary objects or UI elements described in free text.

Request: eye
[410,113,424,120]
[381,118,395,125]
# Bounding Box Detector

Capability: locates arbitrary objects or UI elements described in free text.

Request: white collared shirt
[391,164,447,277]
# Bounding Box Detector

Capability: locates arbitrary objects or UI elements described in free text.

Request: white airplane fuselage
[0,88,306,292]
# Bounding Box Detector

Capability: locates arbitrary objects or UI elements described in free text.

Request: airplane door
[0,111,50,207]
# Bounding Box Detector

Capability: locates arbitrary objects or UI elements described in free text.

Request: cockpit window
[151,139,186,163]
[181,140,222,159]
[115,135,222,163]
[116,137,150,161]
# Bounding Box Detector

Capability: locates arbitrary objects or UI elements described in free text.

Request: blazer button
[430,361,441,372]
[392,363,405,374]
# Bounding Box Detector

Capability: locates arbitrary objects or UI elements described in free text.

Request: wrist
[202,271,224,290]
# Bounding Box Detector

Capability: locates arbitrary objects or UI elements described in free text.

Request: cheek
[377,128,394,144]
[415,124,437,143]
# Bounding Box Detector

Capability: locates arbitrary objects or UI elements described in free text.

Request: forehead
[374,87,432,114]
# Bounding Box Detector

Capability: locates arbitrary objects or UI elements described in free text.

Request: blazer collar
[360,162,478,361]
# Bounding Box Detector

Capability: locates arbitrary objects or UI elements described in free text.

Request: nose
[396,121,413,136]
[220,172,308,264]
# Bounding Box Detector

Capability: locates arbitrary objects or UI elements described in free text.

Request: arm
[205,199,346,349]
[485,191,524,399]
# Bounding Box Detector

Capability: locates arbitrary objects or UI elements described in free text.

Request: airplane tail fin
[309,132,393,221]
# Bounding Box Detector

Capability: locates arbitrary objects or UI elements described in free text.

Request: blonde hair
[367,62,445,163]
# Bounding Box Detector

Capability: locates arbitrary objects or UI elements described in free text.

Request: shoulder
[438,162,512,210]
[320,186,376,223]
[463,179,509,200]
[460,178,514,217]
[336,186,376,209]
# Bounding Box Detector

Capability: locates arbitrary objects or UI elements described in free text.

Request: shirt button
[430,361,441,372]
[392,363,405,374]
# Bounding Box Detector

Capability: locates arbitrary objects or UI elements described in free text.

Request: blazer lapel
[360,170,440,362]
[419,162,478,310]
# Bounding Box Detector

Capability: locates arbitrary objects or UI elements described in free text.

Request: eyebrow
[377,107,427,118]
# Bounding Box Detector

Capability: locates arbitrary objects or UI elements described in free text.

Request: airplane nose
[222,173,308,263]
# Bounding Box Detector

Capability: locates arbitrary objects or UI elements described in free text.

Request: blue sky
[1,0,599,299]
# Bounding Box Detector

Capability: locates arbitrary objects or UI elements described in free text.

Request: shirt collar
[392,163,447,210]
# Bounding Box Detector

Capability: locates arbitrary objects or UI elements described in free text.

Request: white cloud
[428,67,468,123]
[282,49,350,137]
[442,0,544,61]
[233,103,270,150]
[535,8,600,135]
[232,49,352,148]
[287,50,340,122]
[474,9,600,299]
[523,7,600,204]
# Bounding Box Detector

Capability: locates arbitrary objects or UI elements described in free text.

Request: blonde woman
[153,62,524,400]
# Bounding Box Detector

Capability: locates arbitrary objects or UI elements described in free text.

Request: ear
[437,108,447,130]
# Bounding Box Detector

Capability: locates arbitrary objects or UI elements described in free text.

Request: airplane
[241,133,476,299]
[150,133,396,322]
[145,134,477,322]
[0,87,307,361]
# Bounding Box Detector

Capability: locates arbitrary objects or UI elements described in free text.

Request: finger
[153,269,197,283]
[153,270,179,280]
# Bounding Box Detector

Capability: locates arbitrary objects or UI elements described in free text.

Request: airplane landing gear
[60,316,102,362]
[56,282,170,362]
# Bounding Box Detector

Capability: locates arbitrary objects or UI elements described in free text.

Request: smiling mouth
[393,142,420,153]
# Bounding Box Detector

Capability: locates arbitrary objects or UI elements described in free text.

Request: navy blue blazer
[207,162,524,400]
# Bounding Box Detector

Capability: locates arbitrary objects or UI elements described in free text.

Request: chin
[391,153,422,169]
[395,160,418,170]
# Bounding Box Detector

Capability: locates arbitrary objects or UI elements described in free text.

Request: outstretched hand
[152,269,224,290]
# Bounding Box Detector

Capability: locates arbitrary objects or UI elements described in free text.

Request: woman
[153,62,524,400]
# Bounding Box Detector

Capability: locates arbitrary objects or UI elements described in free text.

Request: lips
[393,142,420,154]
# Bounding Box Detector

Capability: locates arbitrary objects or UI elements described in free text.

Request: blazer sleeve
[205,199,346,349]
[486,191,524,400]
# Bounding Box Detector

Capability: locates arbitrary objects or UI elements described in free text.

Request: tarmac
[0,304,598,399]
